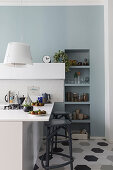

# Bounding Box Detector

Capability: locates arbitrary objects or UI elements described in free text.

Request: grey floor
[38,139,113,170]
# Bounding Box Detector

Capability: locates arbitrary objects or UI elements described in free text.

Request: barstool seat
[52,111,71,121]
[53,111,70,115]
[48,119,71,126]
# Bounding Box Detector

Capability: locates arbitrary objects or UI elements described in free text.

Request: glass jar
[78,75,80,84]
[73,93,78,102]
[83,93,89,102]
[75,77,78,84]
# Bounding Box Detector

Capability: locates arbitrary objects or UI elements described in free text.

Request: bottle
[78,75,80,84]
[15,94,18,104]
[9,96,13,103]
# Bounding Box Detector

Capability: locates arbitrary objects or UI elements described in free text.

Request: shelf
[65,49,90,53]
[65,102,90,105]
[65,84,90,87]
[69,66,90,69]
[72,120,90,123]
[0,63,65,80]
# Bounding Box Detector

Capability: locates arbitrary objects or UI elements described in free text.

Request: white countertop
[0,103,54,122]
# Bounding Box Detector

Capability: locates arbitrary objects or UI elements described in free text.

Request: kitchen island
[0,103,54,170]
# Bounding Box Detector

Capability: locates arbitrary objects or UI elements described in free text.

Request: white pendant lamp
[4,42,32,67]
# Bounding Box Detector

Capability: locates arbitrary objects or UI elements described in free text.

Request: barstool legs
[53,127,64,153]
[46,126,50,170]
[41,119,73,170]
[67,125,73,170]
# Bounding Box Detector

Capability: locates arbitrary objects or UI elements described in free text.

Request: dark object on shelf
[78,113,84,120]
[23,106,33,112]
[85,77,90,83]
[83,93,89,102]
[77,62,82,66]
[83,58,89,66]
[73,93,78,102]
[69,60,77,66]
[81,94,84,101]
[83,114,89,119]
[66,92,72,101]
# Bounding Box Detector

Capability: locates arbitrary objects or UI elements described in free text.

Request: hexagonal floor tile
[91,148,104,153]
[101,165,113,170]
[79,142,90,146]
[97,142,108,146]
[61,141,69,146]
[84,155,98,161]
[72,148,84,153]
[53,167,65,170]
[107,155,113,162]
[61,156,75,162]
[75,165,91,170]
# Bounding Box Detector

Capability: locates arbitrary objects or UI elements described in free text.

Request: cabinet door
[0,122,22,170]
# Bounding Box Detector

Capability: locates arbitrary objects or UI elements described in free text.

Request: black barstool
[52,111,71,152]
[41,119,73,170]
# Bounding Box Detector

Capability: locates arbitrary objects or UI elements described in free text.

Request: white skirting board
[90,136,105,140]
[0,63,65,80]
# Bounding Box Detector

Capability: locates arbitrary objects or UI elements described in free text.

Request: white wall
[0,79,64,103]
[108,0,113,142]
[105,0,113,142]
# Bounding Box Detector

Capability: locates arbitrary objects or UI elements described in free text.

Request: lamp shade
[4,42,32,66]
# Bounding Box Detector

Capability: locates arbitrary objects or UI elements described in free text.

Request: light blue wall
[0,6,104,136]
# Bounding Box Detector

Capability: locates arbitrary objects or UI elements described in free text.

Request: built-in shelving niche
[65,49,90,138]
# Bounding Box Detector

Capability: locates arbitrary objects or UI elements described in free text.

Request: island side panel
[32,122,44,165]
[23,121,43,169]
[23,122,34,170]
[0,122,22,170]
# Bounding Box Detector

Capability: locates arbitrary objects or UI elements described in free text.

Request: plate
[29,110,46,116]
[29,113,47,116]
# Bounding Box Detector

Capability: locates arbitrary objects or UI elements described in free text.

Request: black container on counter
[23,106,33,112]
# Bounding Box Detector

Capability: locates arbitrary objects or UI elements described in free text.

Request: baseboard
[90,136,106,140]
[105,137,113,143]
